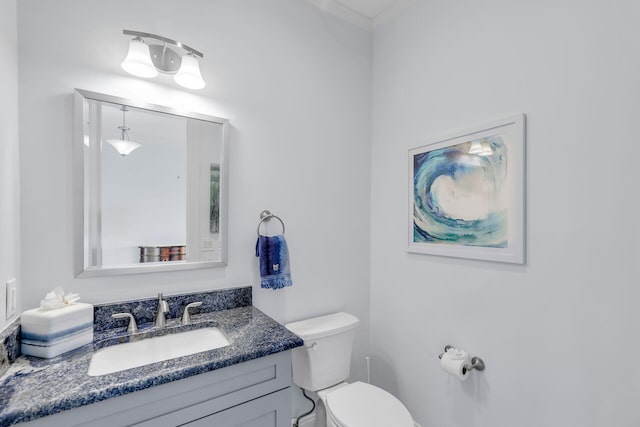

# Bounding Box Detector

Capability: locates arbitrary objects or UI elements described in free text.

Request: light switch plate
[201,238,214,252]
[5,279,17,320]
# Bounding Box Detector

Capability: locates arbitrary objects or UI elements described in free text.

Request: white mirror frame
[73,89,229,276]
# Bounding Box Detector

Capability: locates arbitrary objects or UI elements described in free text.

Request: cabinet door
[181,388,291,427]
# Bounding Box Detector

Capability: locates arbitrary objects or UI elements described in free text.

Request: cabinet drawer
[124,352,292,427]
[179,388,290,427]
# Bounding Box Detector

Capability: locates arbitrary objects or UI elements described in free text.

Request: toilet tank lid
[285,312,359,340]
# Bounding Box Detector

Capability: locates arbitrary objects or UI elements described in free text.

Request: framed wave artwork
[408,114,525,264]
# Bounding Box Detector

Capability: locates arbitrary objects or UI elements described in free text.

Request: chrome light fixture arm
[118,106,130,140]
[123,30,203,58]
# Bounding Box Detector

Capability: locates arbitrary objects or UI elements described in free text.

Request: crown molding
[372,0,409,28]
[305,0,372,31]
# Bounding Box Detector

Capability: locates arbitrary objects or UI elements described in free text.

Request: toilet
[285,312,414,427]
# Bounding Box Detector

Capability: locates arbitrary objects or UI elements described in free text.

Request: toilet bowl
[286,313,414,427]
[319,381,414,427]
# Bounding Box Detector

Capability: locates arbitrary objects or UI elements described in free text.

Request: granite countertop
[0,305,303,426]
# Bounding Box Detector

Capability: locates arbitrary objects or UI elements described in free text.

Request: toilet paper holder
[438,345,486,372]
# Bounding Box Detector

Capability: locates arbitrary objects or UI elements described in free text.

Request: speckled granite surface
[0,288,302,426]
[0,319,21,363]
[94,287,252,332]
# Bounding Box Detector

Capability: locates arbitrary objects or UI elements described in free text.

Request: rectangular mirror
[74,89,228,276]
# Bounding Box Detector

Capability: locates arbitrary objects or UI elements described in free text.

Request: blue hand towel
[256,234,292,289]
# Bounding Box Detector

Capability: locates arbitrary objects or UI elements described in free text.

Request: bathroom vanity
[0,287,303,426]
[21,351,292,427]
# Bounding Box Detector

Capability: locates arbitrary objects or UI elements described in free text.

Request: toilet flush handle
[307,342,318,350]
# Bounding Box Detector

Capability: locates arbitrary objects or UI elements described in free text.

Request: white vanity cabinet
[23,351,292,427]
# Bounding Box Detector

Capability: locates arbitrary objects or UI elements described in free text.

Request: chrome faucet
[155,293,169,327]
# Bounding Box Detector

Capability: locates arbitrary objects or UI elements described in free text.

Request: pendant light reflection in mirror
[104,105,141,157]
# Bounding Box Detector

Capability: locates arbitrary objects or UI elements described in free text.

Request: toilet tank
[285,312,359,391]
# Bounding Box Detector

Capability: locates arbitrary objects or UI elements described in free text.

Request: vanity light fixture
[120,30,206,90]
[104,105,141,156]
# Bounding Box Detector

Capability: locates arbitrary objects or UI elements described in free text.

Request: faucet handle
[112,313,138,333]
[181,301,203,324]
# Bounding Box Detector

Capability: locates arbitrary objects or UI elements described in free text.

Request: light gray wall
[17,0,371,381]
[370,0,640,426]
[101,125,188,266]
[100,105,188,266]
[0,0,20,331]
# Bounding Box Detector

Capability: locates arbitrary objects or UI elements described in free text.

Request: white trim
[305,0,372,31]
[292,412,316,427]
[305,0,409,31]
[373,0,409,28]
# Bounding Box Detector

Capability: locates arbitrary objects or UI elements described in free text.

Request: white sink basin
[88,327,230,376]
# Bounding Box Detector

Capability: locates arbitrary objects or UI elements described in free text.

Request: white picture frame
[408,114,525,264]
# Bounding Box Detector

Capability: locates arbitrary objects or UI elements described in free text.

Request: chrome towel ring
[257,210,286,236]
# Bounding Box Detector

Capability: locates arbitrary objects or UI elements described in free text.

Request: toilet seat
[325,382,414,427]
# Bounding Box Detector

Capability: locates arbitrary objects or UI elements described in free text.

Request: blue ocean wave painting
[413,136,508,247]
